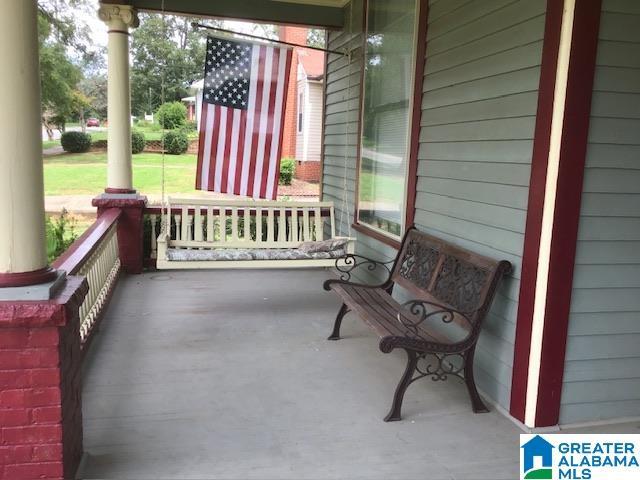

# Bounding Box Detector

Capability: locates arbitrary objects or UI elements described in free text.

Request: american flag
[196,36,293,199]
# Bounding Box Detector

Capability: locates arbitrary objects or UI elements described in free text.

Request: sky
[80,0,276,53]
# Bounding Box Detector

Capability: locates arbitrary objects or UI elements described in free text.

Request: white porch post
[0,0,56,287]
[98,4,139,193]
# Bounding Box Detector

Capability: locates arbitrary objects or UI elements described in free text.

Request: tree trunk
[42,117,54,141]
[79,110,86,133]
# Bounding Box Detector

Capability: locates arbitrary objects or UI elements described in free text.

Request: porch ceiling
[99,0,346,29]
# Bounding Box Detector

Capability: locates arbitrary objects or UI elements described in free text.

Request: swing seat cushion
[165,241,348,262]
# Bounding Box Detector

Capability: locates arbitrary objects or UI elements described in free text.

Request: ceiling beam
[99,0,344,29]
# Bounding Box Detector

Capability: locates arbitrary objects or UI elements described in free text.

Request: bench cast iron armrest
[386,299,478,353]
[324,254,396,291]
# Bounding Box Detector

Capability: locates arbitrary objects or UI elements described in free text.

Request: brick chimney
[279,26,308,160]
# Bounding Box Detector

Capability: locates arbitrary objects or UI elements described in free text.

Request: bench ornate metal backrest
[325,227,513,420]
[388,228,512,342]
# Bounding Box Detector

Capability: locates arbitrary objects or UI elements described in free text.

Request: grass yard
[42,139,60,149]
[358,170,405,203]
[44,152,198,195]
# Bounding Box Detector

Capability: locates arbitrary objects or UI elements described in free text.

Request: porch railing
[53,208,122,348]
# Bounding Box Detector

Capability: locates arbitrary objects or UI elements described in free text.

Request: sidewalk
[45,180,320,214]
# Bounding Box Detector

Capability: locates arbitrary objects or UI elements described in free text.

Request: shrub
[131,130,146,154]
[156,102,187,130]
[45,209,77,263]
[184,119,197,131]
[162,130,189,155]
[279,157,296,185]
[60,131,91,153]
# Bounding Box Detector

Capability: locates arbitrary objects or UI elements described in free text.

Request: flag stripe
[195,103,208,189]
[208,105,221,190]
[259,48,280,199]
[240,46,261,196]
[226,108,242,193]
[247,45,267,198]
[266,47,291,199]
[220,107,235,193]
[234,109,247,194]
[202,104,216,190]
[254,47,276,199]
[214,106,228,192]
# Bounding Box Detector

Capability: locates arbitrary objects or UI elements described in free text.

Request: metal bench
[323,228,512,421]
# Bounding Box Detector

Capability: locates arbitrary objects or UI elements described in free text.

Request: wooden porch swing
[156,197,354,269]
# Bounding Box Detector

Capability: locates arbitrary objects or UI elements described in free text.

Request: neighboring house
[294,48,325,182]
[181,96,196,122]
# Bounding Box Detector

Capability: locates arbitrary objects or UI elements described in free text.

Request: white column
[0,0,52,282]
[98,5,139,192]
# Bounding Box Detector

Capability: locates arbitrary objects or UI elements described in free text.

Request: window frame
[352,0,428,249]
[297,90,304,134]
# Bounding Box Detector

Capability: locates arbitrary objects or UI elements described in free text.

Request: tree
[130,14,207,117]
[307,29,326,48]
[79,74,108,120]
[39,39,82,138]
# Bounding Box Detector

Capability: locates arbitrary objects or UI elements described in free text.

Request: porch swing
[155,11,355,270]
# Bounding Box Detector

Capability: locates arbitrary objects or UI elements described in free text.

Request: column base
[105,187,137,194]
[0,270,66,301]
[92,193,147,274]
[0,266,59,288]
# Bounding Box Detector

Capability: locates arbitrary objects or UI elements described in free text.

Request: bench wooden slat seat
[156,197,355,269]
[324,228,512,421]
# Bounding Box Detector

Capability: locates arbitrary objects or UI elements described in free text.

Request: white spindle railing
[53,209,122,347]
[74,223,120,343]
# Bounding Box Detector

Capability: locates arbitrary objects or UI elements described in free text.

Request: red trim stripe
[510,0,602,427]
[535,0,602,427]
[260,48,281,199]
[510,0,564,423]
[405,0,429,229]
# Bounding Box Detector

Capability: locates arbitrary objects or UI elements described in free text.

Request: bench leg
[463,349,489,413]
[384,349,418,422]
[327,303,349,340]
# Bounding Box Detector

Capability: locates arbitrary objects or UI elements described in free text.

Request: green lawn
[358,170,404,203]
[44,152,198,195]
[42,139,60,149]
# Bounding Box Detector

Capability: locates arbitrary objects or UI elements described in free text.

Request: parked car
[86,118,100,127]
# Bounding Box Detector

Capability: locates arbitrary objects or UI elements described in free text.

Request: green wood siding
[560,0,640,425]
[416,0,544,409]
[322,0,546,411]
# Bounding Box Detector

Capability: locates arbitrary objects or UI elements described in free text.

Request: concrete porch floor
[77,269,637,479]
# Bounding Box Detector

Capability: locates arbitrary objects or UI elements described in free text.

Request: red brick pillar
[0,277,88,479]
[92,194,147,274]
[279,26,308,160]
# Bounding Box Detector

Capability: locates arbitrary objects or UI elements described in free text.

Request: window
[297,91,304,133]
[357,0,419,238]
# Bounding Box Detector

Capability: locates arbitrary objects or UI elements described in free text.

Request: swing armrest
[156,231,171,260]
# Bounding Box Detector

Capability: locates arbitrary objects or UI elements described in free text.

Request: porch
[80,269,520,479]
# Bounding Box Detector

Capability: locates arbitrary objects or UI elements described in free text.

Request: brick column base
[0,277,88,480]
[92,194,147,274]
